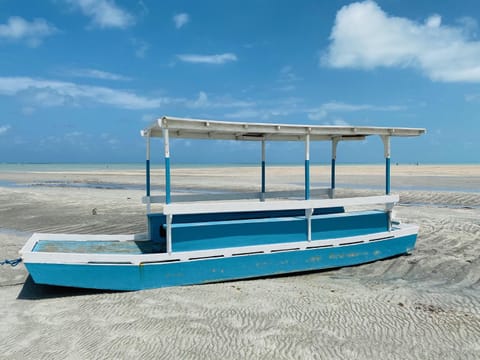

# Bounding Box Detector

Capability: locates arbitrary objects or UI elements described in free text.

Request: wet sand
[0,165,479,359]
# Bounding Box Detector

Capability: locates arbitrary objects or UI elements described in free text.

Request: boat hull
[24,233,417,291]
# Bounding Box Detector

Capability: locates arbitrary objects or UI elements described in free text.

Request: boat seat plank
[162,195,399,215]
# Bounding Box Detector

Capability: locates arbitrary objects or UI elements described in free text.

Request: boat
[20,116,425,290]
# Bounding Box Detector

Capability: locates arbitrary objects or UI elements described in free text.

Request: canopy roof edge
[141,115,426,141]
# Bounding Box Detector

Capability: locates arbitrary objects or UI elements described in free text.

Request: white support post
[306,208,313,241]
[166,214,172,254]
[385,201,394,232]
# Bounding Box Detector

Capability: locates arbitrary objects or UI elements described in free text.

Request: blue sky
[0,0,479,164]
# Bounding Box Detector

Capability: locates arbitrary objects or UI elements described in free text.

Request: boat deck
[33,240,162,254]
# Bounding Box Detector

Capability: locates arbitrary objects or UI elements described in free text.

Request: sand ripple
[0,182,479,359]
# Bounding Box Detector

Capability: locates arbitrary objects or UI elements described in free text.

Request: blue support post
[261,140,266,201]
[146,159,151,196]
[331,158,336,190]
[386,157,391,195]
[165,157,171,203]
[382,135,391,195]
[145,133,151,214]
[261,161,266,193]
[305,160,310,200]
[330,138,338,199]
[305,134,310,200]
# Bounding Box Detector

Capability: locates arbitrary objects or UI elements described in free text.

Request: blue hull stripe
[25,234,416,291]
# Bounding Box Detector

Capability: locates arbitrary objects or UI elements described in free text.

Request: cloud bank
[65,0,134,29]
[173,13,190,29]
[323,1,480,82]
[0,125,11,135]
[65,68,131,81]
[177,53,238,64]
[0,77,167,110]
[0,16,57,47]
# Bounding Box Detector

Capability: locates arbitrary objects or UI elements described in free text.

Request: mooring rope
[0,258,22,267]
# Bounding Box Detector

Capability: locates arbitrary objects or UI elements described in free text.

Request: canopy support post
[163,127,171,204]
[166,214,172,254]
[261,139,266,202]
[381,135,391,195]
[382,135,392,231]
[330,138,339,199]
[305,134,310,200]
[145,132,151,214]
[306,208,313,241]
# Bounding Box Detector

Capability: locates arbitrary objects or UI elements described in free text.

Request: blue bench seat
[156,210,388,252]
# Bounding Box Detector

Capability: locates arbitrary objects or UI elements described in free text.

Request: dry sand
[0,165,479,359]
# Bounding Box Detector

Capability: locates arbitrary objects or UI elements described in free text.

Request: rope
[0,258,22,267]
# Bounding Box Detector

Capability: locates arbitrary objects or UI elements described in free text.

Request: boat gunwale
[20,223,419,266]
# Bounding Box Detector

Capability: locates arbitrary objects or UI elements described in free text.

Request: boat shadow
[17,276,118,300]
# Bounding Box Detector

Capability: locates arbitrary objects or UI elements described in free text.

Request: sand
[0,165,479,359]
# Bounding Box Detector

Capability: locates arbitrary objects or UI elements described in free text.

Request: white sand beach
[0,164,479,359]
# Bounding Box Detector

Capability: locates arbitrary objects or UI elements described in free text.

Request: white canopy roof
[142,116,425,141]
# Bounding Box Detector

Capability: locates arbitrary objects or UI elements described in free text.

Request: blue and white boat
[20,116,425,290]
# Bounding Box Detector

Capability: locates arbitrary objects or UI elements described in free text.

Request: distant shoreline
[1,162,479,172]
[1,163,479,194]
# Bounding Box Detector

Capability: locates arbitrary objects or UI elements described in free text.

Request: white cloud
[308,101,404,120]
[323,1,480,83]
[466,94,479,102]
[21,106,35,115]
[425,14,441,28]
[277,85,296,92]
[130,38,149,58]
[330,119,351,126]
[0,76,172,110]
[307,109,327,121]
[189,91,209,108]
[224,109,263,120]
[65,68,131,81]
[177,53,237,64]
[0,125,11,135]
[101,133,119,146]
[279,66,302,83]
[456,17,478,37]
[187,91,255,109]
[0,16,57,47]
[65,0,134,29]
[173,13,190,29]
[224,97,304,120]
[276,65,301,91]
[141,114,156,122]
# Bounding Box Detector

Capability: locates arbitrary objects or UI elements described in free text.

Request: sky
[0,0,479,164]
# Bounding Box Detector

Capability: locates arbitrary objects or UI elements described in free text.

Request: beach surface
[0,164,479,359]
